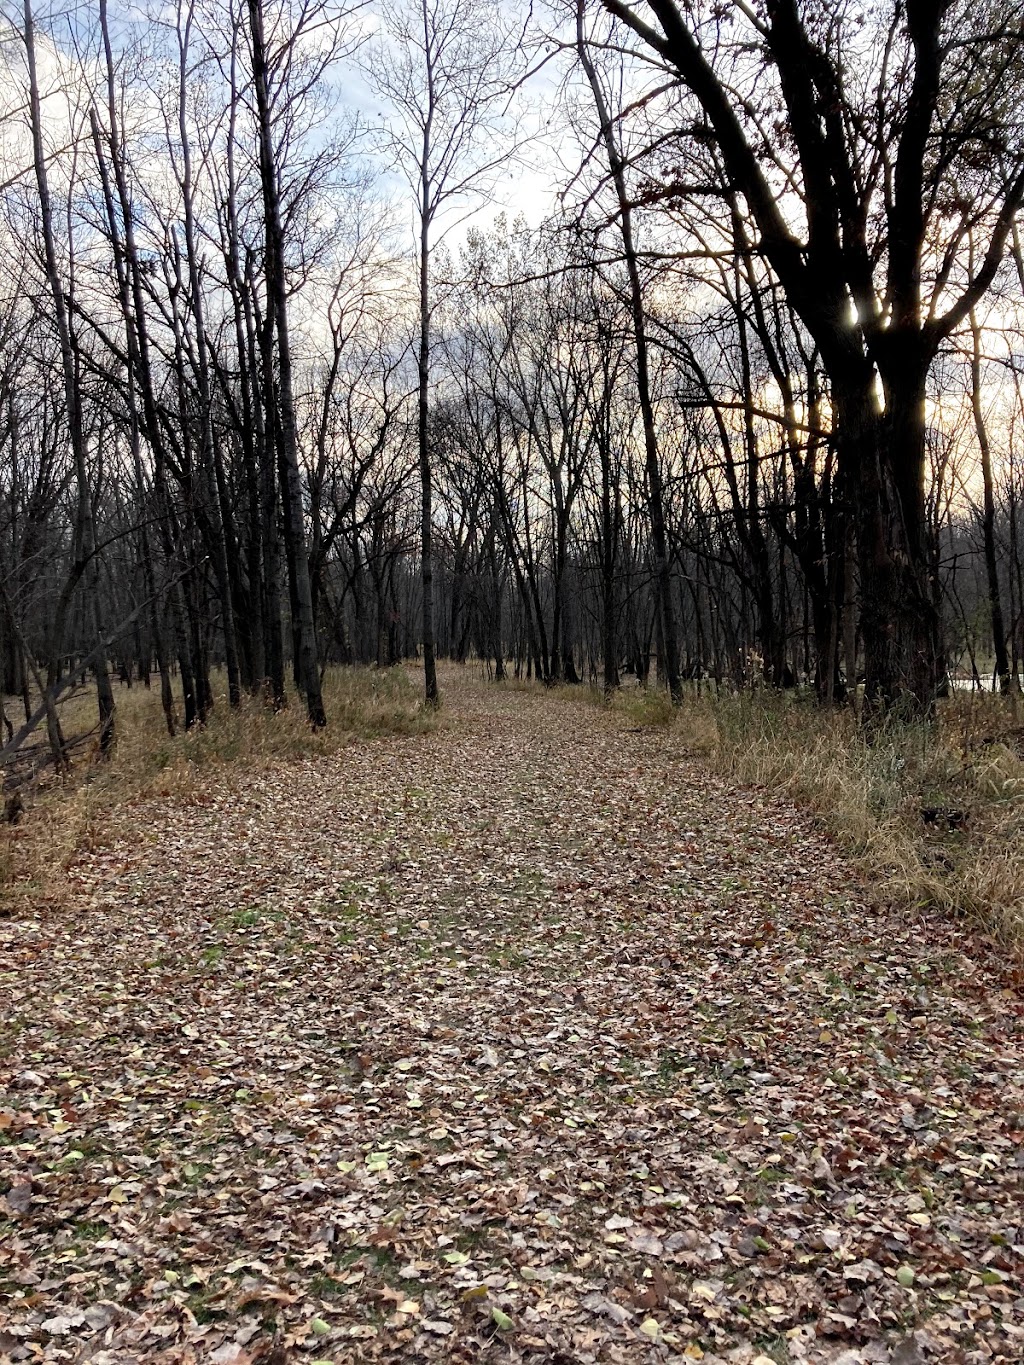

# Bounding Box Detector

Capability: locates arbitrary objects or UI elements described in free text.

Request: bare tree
[595,0,1024,713]
[23,0,116,751]
[575,0,682,701]
[247,0,346,728]
[368,0,522,706]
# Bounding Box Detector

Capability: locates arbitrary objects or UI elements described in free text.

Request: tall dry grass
[0,665,434,915]
[651,684,1024,952]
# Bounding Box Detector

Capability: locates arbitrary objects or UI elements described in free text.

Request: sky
[333,0,573,244]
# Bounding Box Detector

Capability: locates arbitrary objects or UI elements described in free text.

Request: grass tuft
[618,685,678,728]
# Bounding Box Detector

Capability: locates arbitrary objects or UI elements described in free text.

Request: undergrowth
[655,685,1024,953]
[0,665,433,915]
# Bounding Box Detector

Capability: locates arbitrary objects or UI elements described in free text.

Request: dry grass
[0,665,434,916]
[663,684,1024,953]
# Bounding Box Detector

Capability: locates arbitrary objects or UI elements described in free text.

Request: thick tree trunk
[249,290,286,707]
[834,375,943,712]
[600,473,619,696]
[488,537,506,682]
[248,0,325,727]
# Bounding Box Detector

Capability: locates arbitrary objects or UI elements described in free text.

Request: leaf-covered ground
[2,672,1022,1365]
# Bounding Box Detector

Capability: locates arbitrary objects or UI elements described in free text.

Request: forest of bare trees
[6,9,1024,1359]
[2,0,1024,761]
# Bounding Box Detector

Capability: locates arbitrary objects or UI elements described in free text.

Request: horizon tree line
[0,0,1023,771]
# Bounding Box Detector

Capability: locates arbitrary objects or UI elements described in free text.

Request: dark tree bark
[597,0,1024,712]
[418,198,439,705]
[248,0,326,727]
[24,0,115,752]
[577,0,682,702]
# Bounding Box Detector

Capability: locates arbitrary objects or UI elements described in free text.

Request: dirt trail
[1,671,1022,1364]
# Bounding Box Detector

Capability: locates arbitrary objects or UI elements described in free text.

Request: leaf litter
[1,671,1022,1364]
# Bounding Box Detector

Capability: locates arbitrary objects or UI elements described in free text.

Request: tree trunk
[418,166,439,707]
[248,0,325,727]
[577,18,681,701]
[970,310,1012,694]
[25,0,115,753]
[835,372,943,713]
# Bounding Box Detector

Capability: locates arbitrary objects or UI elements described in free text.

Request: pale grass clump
[618,685,679,728]
[0,665,433,914]
[674,686,1024,953]
[88,663,432,785]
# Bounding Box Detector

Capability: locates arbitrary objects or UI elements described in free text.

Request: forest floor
[1,668,1022,1365]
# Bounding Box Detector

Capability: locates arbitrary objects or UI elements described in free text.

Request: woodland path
[1,670,1022,1365]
